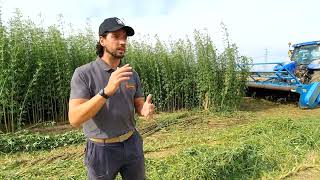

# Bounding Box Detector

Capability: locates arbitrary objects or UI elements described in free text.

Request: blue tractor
[247,40,320,109]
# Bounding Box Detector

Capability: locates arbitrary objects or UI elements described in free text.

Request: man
[68,17,154,180]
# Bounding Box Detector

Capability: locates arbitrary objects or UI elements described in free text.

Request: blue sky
[1,0,319,62]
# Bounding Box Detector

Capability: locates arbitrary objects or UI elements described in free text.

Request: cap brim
[109,25,135,36]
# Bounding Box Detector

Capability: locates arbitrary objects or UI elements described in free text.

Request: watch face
[99,89,108,99]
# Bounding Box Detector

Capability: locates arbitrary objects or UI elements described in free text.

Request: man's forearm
[135,105,143,116]
[69,95,107,127]
[134,97,145,116]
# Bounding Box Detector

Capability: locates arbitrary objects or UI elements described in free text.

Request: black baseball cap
[99,17,135,36]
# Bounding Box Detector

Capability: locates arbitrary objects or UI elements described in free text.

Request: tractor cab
[291,41,320,64]
[290,41,320,83]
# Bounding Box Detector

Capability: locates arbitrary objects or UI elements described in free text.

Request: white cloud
[1,0,319,62]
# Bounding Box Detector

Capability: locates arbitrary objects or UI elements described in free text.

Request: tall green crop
[0,10,249,133]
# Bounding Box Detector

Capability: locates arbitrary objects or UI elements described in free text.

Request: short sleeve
[70,68,91,100]
[134,71,144,98]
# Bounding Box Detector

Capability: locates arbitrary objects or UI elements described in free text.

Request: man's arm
[68,64,133,127]
[68,96,106,128]
[134,94,155,117]
[134,97,144,116]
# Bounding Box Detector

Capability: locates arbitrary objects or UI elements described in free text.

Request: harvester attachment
[247,62,320,109]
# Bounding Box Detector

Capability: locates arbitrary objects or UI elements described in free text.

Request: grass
[0,144,86,179]
[1,98,320,179]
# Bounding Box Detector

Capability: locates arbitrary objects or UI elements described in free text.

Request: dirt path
[285,168,320,180]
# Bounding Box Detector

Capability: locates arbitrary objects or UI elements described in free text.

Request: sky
[1,0,319,62]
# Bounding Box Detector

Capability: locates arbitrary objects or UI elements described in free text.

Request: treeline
[124,28,250,112]
[0,11,96,133]
[0,11,249,133]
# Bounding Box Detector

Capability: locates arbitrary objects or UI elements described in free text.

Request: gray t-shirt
[70,57,144,138]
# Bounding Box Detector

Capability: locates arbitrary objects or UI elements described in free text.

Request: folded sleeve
[70,68,91,100]
[134,71,144,98]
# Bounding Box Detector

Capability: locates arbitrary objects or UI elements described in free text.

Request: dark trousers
[85,131,145,180]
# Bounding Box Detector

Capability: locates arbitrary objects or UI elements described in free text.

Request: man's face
[100,29,128,59]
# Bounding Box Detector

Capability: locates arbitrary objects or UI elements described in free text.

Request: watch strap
[99,89,109,99]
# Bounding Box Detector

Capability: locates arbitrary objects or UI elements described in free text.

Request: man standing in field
[68,17,154,180]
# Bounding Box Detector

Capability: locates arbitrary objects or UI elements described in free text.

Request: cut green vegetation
[1,99,320,179]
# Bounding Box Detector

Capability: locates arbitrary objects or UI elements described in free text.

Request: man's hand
[141,94,155,117]
[105,64,132,96]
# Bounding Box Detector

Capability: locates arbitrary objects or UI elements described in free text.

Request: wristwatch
[99,88,110,99]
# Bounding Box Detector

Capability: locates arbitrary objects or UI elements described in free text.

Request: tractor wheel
[310,71,320,83]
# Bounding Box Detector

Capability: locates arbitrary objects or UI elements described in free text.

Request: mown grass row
[145,117,320,179]
[0,111,196,153]
[1,112,320,179]
[0,10,250,133]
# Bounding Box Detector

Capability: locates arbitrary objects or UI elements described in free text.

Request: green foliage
[146,144,276,180]
[0,10,250,133]
[0,11,96,133]
[1,109,320,179]
[145,116,320,179]
[124,30,250,112]
[0,130,84,153]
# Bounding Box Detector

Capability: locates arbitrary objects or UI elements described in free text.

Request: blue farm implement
[247,41,320,109]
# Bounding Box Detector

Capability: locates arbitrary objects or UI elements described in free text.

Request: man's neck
[101,54,120,69]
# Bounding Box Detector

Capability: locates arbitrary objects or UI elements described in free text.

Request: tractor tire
[310,71,320,83]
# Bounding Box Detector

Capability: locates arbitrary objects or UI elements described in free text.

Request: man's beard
[105,46,125,59]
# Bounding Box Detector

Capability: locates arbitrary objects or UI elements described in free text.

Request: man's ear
[99,36,105,46]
